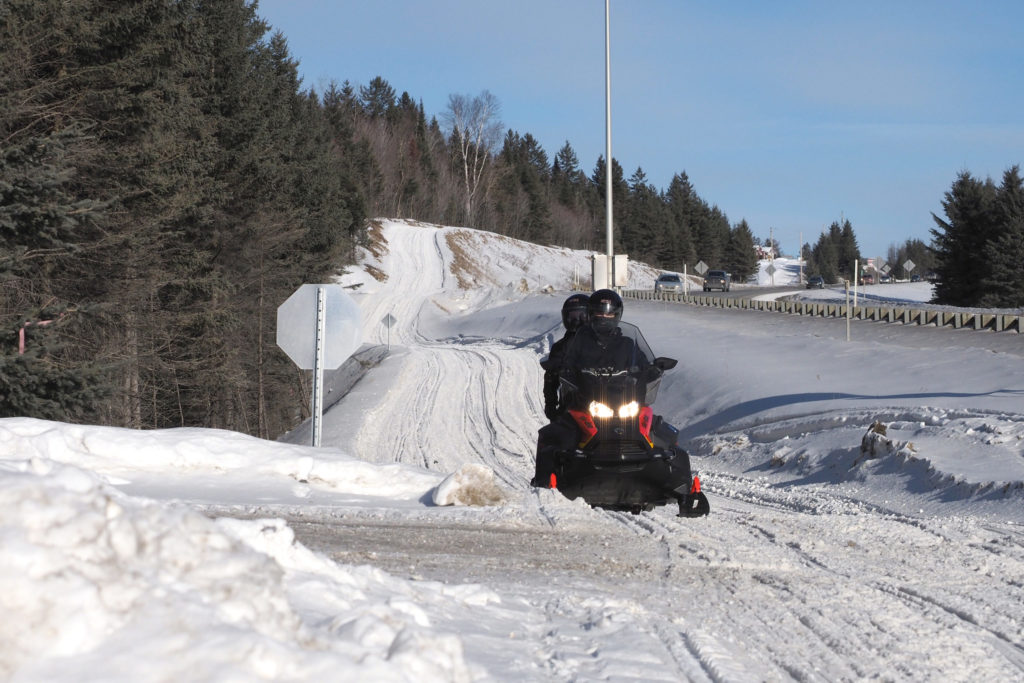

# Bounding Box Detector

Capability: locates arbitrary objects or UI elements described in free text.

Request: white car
[654,273,684,294]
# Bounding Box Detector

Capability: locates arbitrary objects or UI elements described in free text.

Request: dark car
[806,275,825,289]
[702,270,731,292]
[654,273,684,294]
[910,274,922,282]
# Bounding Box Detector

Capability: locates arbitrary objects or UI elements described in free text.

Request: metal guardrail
[625,290,1022,334]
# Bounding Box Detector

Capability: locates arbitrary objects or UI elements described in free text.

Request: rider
[532,289,642,486]
[542,293,590,421]
[560,288,647,386]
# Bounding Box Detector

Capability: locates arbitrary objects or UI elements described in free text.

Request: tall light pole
[604,0,614,289]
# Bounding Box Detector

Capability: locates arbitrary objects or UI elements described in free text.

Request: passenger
[542,293,590,421]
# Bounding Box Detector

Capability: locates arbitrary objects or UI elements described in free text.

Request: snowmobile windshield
[560,322,660,409]
[561,322,654,375]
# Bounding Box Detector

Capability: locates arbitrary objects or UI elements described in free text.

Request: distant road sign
[695,261,708,275]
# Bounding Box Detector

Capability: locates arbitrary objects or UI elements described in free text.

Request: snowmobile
[539,322,710,517]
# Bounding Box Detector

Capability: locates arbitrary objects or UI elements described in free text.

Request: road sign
[904,259,916,272]
[695,260,708,275]
[765,263,777,276]
[381,313,397,350]
[277,284,361,447]
[277,285,361,370]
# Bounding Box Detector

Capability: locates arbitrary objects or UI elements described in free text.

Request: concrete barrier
[624,290,1021,334]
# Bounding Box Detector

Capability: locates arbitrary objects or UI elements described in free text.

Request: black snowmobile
[538,322,710,517]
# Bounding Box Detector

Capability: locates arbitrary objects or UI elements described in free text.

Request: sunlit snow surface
[3,220,1023,681]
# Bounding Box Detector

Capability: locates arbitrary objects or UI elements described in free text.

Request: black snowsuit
[559,324,648,406]
[532,323,647,485]
[542,331,574,421]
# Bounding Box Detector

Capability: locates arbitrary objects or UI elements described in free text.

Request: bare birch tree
[443,90,502,224]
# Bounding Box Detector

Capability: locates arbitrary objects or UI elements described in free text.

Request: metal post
[311,286,326,447]
[799,231,803,283]
[604,0,614,289]
[845,280,851,342]
[853,258,859,307]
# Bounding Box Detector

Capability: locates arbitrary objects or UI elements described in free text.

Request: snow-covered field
[2,219,1023,681]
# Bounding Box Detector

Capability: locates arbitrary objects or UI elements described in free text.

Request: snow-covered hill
[2,219,1023,681]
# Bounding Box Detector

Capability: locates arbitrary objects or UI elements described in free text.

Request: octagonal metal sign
[277,284,361,370]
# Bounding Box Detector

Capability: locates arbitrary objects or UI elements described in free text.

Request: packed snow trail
[338,221,548,484]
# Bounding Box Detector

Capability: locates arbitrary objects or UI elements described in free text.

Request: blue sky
[256,0,1024,259]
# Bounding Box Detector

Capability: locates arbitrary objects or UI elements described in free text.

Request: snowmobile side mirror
[653,357,677,371]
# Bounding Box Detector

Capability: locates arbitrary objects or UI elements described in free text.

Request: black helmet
[588,289,622,335]
[561,293,590,333]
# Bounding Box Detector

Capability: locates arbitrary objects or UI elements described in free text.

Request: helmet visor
[564,308,588,329]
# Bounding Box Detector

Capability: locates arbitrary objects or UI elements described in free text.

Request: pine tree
[664,173,698,269]
[931,171,999,306]
[697,205,731,270]
[622,168,667,265]
[553,141,582,205]
[979,166,1024,307]
[810,230,840,283]
[725,220,758,281]
[837,219,862,281]
[360,76,397,119]
[590,155,628,249]
[1,0,127,420]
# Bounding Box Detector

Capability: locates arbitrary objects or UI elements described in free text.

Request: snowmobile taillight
[549,473,557,489]
[637,406,654,447]
[691,474,702,494]
[569,409,599,447]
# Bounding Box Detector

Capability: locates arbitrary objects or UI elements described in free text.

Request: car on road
[654,273,684,294]
[806,275,825,289]
[703,270,731,292]
[910,274,922,282]
[879,274,891,284]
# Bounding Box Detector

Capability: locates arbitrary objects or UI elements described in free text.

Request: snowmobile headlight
[618,401,639,418]
[589,401,615,419]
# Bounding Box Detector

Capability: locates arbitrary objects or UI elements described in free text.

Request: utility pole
[799,230,803,282]
[604,0,614,289]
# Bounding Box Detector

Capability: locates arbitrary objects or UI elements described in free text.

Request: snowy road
[283,221,1024,680]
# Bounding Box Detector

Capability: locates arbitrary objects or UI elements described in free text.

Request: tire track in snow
[348,222,543,483]
[597,480,1024,680]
